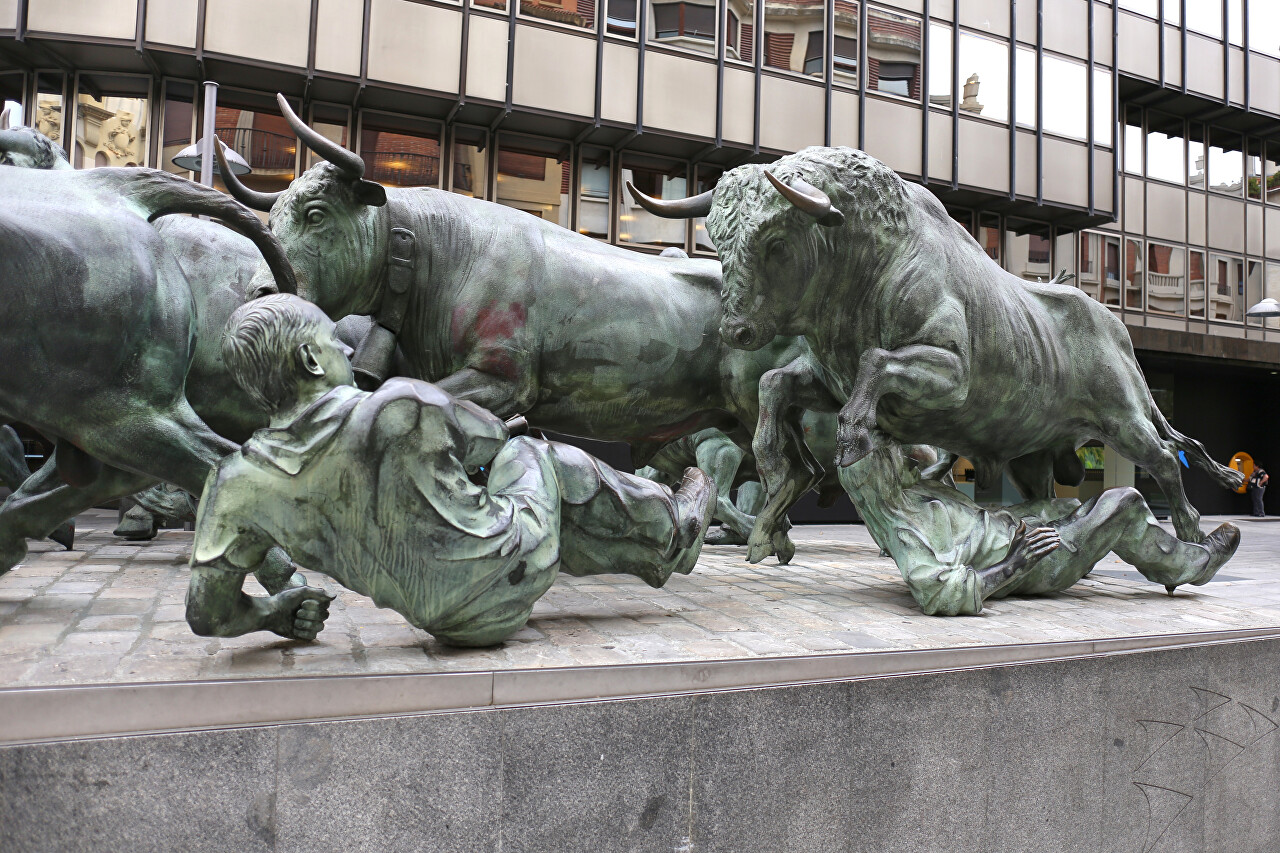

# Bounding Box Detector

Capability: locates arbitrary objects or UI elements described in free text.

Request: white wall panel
[1229,47,1245,105]
[515,26,594,117]
[1186,34,1224,99]
[316,0,363,76]
[1123,175,1144,233]
[0,1,16,31]
[1013,130,1035,198]
[958,118,1008,194]
[958,0,1008,37]
[1249,55,1280,116]
[1189,193,1206,244]
[1267,208,1280,260]
[1094,150,1114,213]
[644,52,716,139]
[865,97,921,177]
[205,0,309,67]
[1042,137,1088,207]
[1248,204,1263,257]
[925,111,951,182]
[721,66,755,146]
[29,0,135,39]
[466,16,508,102]
[146,0,197,47]
[759,76,823,152]
[1043,0,1088,60]
[1116,12,1158,80]
[1207,195,1244,252]
[601,43,637,125]
[367,0,461,93]
[1146,182,1186,243]
[1163,25,1182,88]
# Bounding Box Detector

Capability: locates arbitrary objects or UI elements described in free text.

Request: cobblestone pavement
[1,510,1278,686]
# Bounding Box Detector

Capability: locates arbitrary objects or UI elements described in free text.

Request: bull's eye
[306,209,326,226]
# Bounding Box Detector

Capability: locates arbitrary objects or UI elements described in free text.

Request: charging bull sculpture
[215,94,829,562]
[0,161,297,575]
[630,146,1242,562]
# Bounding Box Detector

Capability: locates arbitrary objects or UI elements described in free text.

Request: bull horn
[624,181,714,219]
[276,92,366,179]
[215,139,283,212]
[765,171,844,227]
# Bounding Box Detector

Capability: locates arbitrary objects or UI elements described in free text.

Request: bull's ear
[355,179,387,207]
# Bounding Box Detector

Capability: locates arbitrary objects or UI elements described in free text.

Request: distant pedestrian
[1249,466,1269,517]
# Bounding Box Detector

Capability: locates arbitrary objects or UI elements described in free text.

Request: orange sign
[1230,452,1254,494]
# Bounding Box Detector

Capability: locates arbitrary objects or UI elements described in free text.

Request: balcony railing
[215,127,297,173]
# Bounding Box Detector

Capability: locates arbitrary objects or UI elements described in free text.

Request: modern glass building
[2,0,1278,515]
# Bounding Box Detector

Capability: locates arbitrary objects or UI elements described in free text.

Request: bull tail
[92,168,296,296]
[1149,394,1243,491]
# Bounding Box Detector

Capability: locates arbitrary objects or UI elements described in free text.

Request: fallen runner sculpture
[841,442,1240,615]
[186,295,715,646]
[215,96,823,562]
[629,146,1243,561]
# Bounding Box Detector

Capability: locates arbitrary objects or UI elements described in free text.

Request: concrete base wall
[6,637,1280,852]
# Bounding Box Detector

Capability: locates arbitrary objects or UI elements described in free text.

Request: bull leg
[1007,450,1057,501]
[0,457,155,574]
[835,344,971,467]
[84,401,237,495]
[692,434,753,541]
[0,429,75,550]
[749,357,842,565]
[1102,420,1206,543]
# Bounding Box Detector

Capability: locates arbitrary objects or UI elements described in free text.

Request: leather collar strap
[378,201,416,334]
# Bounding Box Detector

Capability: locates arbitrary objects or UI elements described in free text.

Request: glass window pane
[1124,238,1144,311]
[1246,260,1264,326]
[1208,129,1243,196]
[927,22,952,108]
[1188,250,1206,318]
[1117,0,1157,17]
[763,0,824,75]
[958,32,1009,123]
[977,213,1001,263]
[1185,0,1222,39]
[1078,231,1121,306]
[1208,254,1243,322]
[832,1,857,83]
[212,91,300,198]
[523,0,595,30]
[619,154,687,249]
[1093,68,1113,147]
[607,0,636,35]
[1264,142,1280,205]
[1041,55,1087,139]
[160,81,195,178]
[1146,243,1187,317]
[308,104,349,172]
[868,8,921,98]
[475,0,506,11]
[34,73,65,147]
[1227,0,1242,46]
[577,146,611,239]
[693,164,721,252]
[1005,221,1051,281]
[360,115,440,188]
[1146,111,1184,185]
[1266,263,1280,330]
[1250,2,1280,57]
[1124,107,1142,174]
[495,135,570,229]
[73,75,151,170]
[1188,123,1205,189]
[1014,46,1036,128]
[451,126,487,198]
[726,0,755,63]
[650,0,717,55]
[1052,229,1075,281]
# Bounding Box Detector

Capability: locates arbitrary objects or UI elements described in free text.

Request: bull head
[626,170,843,228]
[217,94,387,211]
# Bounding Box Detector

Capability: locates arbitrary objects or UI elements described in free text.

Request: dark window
[803,30,825,76]
[653,2,715,41]
[607,0,636,34]
[833,35,858,75]
[875,61,917,97]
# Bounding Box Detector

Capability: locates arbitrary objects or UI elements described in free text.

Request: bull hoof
[49,520,75,551]
[704,526,747,546]
[113,506,157,541]
[745,533,771,565]
[772,531,795,565]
